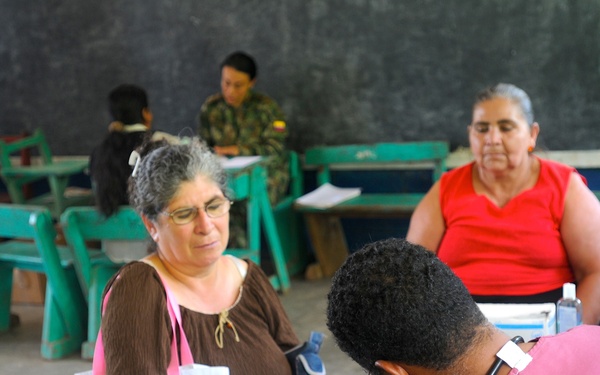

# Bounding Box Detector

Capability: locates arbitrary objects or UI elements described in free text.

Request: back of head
[475,83,534,125]
[128,137,228,221]
[220,51,257,80]
[90,131,149,217]
[108,84,149,124]
[326,238,488,374]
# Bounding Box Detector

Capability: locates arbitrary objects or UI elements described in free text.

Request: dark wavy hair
[90,84,152,217]
[89,131,149,217]
[108,84,148,124]
[326,238,490,374]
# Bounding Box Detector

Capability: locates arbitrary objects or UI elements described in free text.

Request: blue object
[285,331,326,375]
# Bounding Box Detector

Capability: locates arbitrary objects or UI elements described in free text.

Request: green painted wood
[0,129,51,166]
[227,171,250,199]
[256,164,290,292]
[0,204,86,359]
[223,158,292,291]
[296,193,426,217]
[272,151,307,276]
[304,141,449,164]
[297,142,449,277]
[0,128,91,217]
[305,141,450,185]
[0,241,73,269]
[60,205,150,360]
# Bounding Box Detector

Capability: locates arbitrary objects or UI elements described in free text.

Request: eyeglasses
[162,199,233,225]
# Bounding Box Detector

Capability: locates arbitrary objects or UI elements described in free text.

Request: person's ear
[375,360,409,375]
[142,108,153,128]
[249,78,257,89]
[142,215,159,242]
[530,122,540,142]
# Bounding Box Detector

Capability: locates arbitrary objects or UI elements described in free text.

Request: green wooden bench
[60,206,150,359]
[295,142,449,277]
[0,128,92,218]
[0,204,86,359]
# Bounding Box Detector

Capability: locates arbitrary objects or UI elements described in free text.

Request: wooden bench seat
[0,241,74,270]
[296,193,425,218]
[295,142,449,277]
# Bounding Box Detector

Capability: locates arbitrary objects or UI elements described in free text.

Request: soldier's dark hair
[108,84,149,125]
[221,51,257,80]
[128,137,229,222]
[327,238,490,374]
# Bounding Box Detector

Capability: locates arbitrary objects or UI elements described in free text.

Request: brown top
[101,260,299,375]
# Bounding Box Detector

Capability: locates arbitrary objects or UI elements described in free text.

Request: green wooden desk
[295,142,449,278]
[223,157,290,293]
[0,129,92,219]
[296,193,423,277]
[1,159,90,218]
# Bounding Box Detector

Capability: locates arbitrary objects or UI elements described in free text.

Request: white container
[477,303,556,341]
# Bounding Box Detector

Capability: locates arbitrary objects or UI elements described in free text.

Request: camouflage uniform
[199,90,289,248]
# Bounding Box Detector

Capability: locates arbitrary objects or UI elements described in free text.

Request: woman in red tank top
[407,83,600,326]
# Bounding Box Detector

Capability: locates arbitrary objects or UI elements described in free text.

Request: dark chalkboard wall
[1,0,600,155]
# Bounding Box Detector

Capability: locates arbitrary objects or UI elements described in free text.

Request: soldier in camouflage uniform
[198,51,289,249]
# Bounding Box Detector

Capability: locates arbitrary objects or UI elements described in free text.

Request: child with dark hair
[89,84,178,263]
[90,84,176,217]
[327,238,600,375]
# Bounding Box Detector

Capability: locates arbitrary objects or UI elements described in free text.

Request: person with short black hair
[90,83,177,217]
[198,51,289,248]
[327,238,600,374]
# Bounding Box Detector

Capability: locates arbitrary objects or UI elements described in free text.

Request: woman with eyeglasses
[95,137,300,374]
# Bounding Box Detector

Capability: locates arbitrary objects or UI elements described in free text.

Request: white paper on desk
[220,156,262,169]
[295,183,362,209]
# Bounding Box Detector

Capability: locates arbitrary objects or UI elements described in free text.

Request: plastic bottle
[556,282,583,333]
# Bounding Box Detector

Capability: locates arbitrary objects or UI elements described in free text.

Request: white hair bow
[128,150,141,177]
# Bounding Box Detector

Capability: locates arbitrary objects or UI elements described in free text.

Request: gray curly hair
[475,83,534,125]
[128,137,229,221]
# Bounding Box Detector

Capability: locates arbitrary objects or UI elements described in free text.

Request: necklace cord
[486,336,525,375]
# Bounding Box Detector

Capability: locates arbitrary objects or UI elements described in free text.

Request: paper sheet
[220,156,262,169]
[295,183,361,209]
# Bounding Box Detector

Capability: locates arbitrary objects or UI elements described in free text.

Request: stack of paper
[295,183,362,209]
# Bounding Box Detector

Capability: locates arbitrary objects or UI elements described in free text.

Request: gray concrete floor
[0,276,364,375]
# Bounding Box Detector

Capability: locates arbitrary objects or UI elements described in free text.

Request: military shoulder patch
[273,120,286,132]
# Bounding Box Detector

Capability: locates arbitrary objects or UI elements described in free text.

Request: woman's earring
[528,146,534,153]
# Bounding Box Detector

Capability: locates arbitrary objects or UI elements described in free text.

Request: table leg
[47,175,69,217]
[303,213,349,277]
[253,166,290,292]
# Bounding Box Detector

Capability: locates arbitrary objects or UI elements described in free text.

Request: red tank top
[438,157,579,296]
